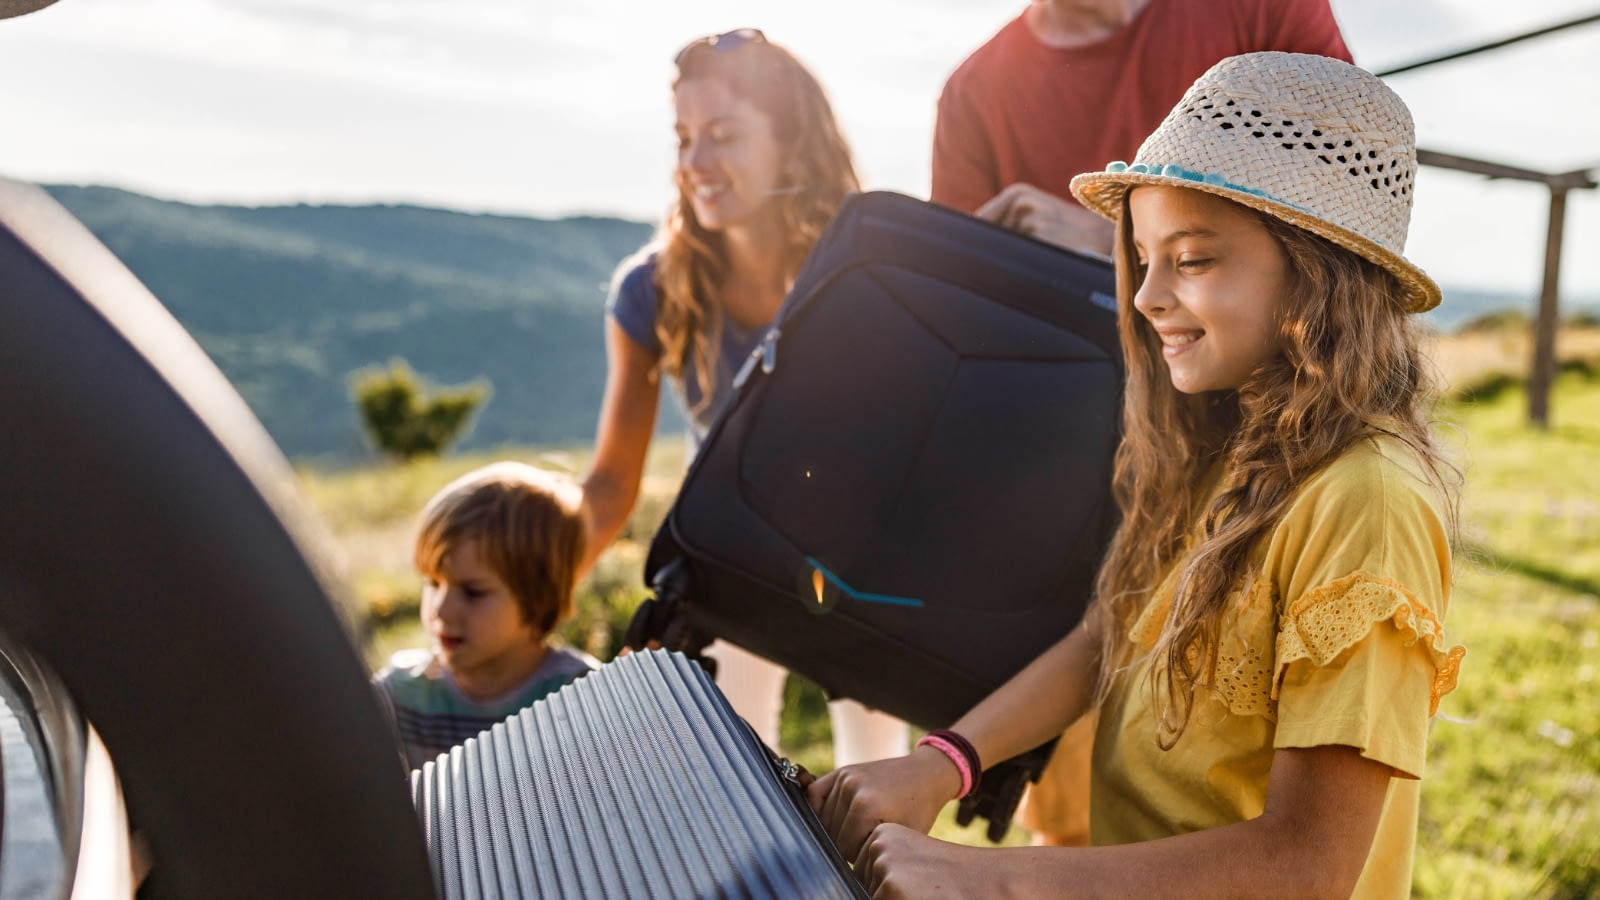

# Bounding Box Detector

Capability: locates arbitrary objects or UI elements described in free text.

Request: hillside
[38,183,1598,462]
[43,184,657,461]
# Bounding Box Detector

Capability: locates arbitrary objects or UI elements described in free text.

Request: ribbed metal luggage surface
[410,650,865,899]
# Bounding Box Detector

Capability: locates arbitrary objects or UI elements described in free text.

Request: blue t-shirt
[605,248,768,452]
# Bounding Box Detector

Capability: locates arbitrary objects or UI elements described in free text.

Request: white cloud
[0,0,1595,294]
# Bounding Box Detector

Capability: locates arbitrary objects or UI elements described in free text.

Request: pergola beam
[1375,11,1600,77]
[1416,149,1597,191]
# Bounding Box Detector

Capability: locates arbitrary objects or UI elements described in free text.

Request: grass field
[304,325,1600,895]
[1416,372,1600,898]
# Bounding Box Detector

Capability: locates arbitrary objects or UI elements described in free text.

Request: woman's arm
[809,620,1101,857]
[854,743,1391,900]
[576,319,660,579]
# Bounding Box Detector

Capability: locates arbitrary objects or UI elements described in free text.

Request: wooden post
[1527,187,1567,429]
[1403,151,1592,427]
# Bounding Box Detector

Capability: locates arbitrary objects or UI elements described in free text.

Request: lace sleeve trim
[1274,572,1464,715]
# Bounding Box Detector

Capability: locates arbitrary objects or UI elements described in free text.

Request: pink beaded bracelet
[915,730,981,799]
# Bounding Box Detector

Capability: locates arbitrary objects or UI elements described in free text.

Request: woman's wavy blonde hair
[1089,192,1460,747]
[654,35,859,407]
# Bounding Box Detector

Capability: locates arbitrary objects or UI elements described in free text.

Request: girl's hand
[806,747,960,860]
[855,824,994,899]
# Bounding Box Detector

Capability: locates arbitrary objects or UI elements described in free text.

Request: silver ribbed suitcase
[410,650,866,899]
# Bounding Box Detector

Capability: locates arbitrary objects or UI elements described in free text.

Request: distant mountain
[37,184,1597,462]
[43,184,658,462]
[1421,285,1590,334]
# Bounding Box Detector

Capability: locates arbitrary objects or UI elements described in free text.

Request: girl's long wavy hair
[1089,191,1460,747]
[655,36,859,406]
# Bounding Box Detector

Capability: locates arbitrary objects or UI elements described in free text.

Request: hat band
[1103,160,1398,249]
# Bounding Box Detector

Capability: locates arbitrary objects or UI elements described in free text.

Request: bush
[1563,309,1600,329]
[351,359,489,461]
[1451,306,1600,336]
[557,538,653,661]
[1556,357,1597,380]
[1456,309,1529,335]
[1453,370,1522,404]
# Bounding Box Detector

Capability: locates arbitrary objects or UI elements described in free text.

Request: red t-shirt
[931,0,1353,213]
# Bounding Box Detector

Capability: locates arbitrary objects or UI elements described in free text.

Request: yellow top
[1090,437,1464,899]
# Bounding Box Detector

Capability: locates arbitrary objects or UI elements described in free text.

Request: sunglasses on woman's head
[674,28,767,66]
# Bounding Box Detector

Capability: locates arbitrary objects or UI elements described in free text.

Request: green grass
[301,366,1600,889]
[1418,372,1600,898]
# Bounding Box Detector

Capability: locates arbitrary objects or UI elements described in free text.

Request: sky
[1,0,1597,298]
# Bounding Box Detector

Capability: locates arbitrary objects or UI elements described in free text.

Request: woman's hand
[806,747,960,861]
[855,824,998,899]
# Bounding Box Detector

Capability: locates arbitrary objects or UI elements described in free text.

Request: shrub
[1456,309,1529,335]
[351,359,489,461]
[1452,370,1521,404]
[1563,308,1600,329]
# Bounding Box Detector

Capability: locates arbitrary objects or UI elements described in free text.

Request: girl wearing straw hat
[809,51,1464,898]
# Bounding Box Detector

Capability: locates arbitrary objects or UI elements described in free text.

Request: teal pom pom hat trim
[1070,52,1441,313]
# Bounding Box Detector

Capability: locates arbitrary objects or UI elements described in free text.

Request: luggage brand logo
[801,557,925,614]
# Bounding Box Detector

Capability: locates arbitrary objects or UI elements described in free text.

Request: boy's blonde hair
[413,462,587,634]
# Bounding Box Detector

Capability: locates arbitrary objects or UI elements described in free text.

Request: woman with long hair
[578,29,907,766]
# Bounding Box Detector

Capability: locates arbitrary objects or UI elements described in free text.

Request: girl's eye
[1177,256,1214,272]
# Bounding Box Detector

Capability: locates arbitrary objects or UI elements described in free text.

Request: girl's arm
[576,319,659,579]
[809,621,1101,857]
[854,743,1391,900]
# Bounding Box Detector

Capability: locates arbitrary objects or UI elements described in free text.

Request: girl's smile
[1154,326,1203,358]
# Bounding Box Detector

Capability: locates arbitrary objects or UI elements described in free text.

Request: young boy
[374,461,595,770]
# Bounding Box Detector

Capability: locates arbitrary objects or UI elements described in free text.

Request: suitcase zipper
[774,754,801,783]
[732,327,782,389]
[761,743,870,897]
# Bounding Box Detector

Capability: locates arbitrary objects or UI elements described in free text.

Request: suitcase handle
[956,741,1057,842]
[623,557,718,679]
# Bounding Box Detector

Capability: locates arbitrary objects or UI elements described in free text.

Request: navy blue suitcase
[629,190,1123,837]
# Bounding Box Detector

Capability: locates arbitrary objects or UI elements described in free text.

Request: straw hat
[1,0,59,18]
[1071,52,1440,313]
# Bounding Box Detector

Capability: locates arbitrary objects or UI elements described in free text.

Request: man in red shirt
[930,0,1351,847]
[934,0,1351,257]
